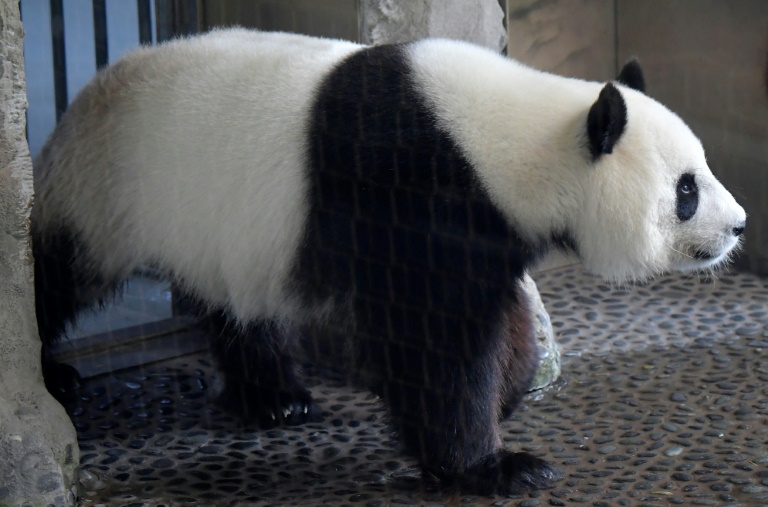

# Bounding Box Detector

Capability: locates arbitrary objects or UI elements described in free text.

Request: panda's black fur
[298,44,551,487]
[33,30,746,496]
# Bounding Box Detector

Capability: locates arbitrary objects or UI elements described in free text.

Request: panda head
[576,60,746,282]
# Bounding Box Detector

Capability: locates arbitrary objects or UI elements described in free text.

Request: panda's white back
[33,30,361,322]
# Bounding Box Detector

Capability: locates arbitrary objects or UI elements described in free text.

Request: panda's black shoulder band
[587,82,628,160]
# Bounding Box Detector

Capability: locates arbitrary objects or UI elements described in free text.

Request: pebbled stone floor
[64,265,768,506]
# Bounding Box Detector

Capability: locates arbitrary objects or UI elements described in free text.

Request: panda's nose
[731,220,746,237]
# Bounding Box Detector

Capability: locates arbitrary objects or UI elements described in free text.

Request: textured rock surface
[505,0,615,81]
[522,274,560,390]
[360,0,507,51]
[0,1,79,505]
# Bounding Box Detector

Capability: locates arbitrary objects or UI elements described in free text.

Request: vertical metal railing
[21,0,200,157]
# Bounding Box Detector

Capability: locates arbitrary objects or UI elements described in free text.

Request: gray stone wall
[203,0,361,42]
[360,0,507,51]
[0,1,78,505]
[204,0,508,52]
[616,0,768,275]
[506,0,615,81]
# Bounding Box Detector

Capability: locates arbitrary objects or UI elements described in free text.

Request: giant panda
[32,29,746,495]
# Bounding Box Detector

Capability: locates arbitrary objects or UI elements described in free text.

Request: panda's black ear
[616,59,645,93]
[587,82,627,160]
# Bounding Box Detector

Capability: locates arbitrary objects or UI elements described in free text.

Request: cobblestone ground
[67,266,768,506]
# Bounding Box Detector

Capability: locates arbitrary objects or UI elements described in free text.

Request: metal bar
[92,0,108,68]
[138,0,153,44]
[49,0,68,121]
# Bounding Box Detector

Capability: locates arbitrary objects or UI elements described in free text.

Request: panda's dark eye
[676,173,698,221]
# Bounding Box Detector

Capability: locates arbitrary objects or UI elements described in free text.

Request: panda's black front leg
[205,313,320,427]
[360,296,560,495]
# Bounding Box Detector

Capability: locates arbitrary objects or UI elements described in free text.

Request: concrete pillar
[0,1,79,505]
[360,0,507,51]
[505,0,616,81]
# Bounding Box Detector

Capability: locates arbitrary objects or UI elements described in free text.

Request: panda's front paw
[259,386,322,428]
[217,382,322,428]
[452,450,562,496]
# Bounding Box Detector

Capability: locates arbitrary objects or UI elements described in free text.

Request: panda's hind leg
[33,227,104,402]
[206,312,321,428]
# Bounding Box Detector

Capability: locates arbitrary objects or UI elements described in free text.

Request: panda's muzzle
[691,219,745,262]
[693,249,715,260]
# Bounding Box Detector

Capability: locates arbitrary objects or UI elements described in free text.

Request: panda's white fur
[407,39,745,282]
[34,30,361,323]
[33,29,747,495]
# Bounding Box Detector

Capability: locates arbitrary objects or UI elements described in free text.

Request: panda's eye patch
[676,173,698,221]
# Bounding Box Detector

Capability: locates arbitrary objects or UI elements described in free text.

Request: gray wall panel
[617,0,768,274]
